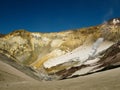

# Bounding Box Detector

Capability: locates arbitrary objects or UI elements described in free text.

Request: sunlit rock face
[0,18,120,80]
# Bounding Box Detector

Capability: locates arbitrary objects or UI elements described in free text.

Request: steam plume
[89,38,104,57]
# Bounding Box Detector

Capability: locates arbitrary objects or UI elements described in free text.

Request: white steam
[103,8,113,22]
[89,38,104,58]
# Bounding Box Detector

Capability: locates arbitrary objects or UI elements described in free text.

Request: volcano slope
[0,59,120,90]
[0,18,120,81]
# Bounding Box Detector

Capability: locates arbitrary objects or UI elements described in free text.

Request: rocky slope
[0,18,120,80]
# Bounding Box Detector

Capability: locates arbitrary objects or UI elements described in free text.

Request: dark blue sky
[0,0,120,34]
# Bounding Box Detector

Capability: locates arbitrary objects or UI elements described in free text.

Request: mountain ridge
[0,18,120,80]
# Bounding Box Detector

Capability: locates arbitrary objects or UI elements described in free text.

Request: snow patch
[43,45,92,68]
[44,40,113,69]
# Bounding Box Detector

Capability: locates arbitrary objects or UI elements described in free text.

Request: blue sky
[0,0,120,34]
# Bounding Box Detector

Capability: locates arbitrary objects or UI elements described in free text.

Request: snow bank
[44,40,113,68]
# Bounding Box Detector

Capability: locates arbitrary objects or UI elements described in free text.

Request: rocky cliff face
[0,18,120,80]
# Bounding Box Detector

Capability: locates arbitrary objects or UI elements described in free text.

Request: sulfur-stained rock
[0,18,120,80]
